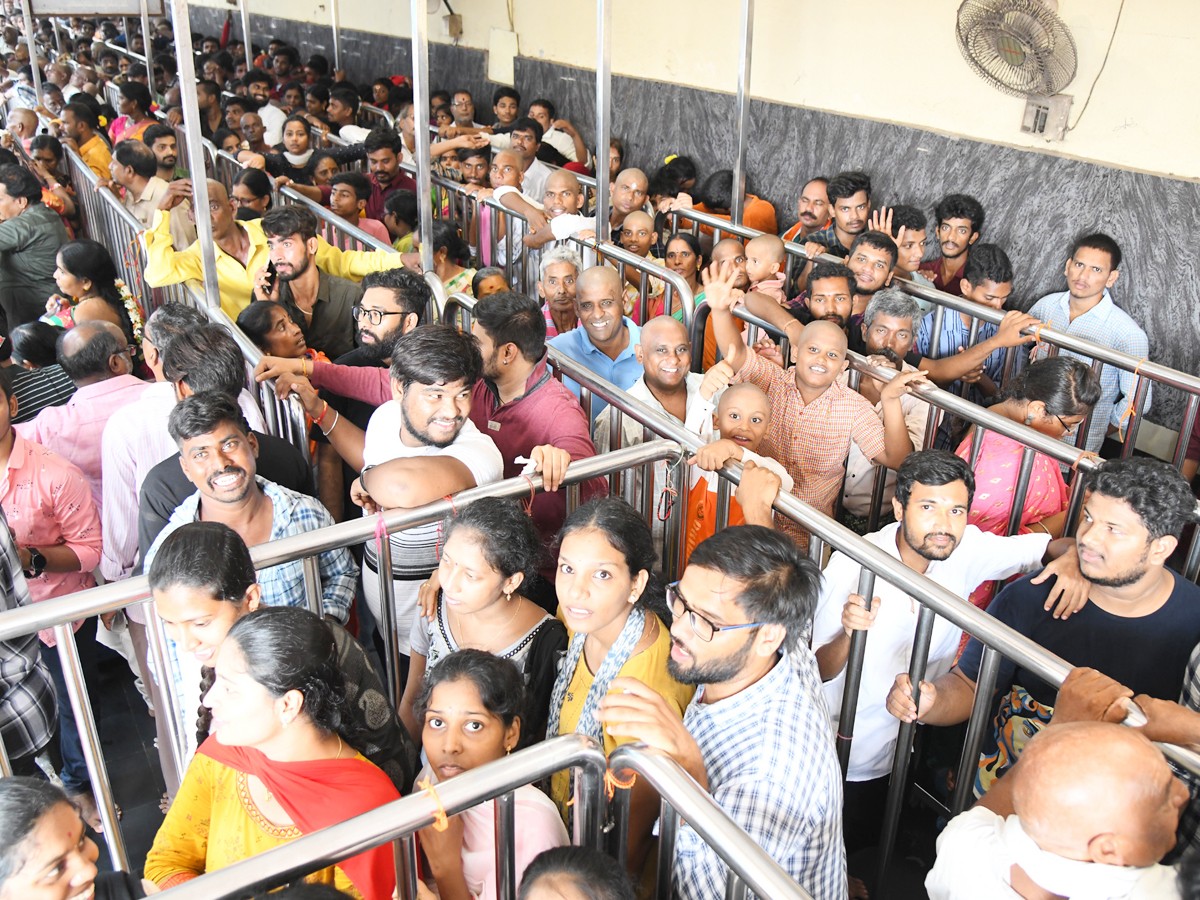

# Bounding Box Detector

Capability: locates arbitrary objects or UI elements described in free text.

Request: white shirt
[521,158,553,206]
[840,365,929,516]
[926,806,1180,899]
[337,123,371,144]
[812,523,1050,781]
[360,407,503,653]
[256,102,287,146]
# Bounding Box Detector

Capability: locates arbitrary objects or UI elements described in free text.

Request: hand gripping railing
[0,442,682,860]
[544,349,1200,896]
[609,745,815,900]
[565,233,696,327]
[358,102,395,130]
[713,302,1200,578]
[157,734,608,900]
[667,204,1200,467]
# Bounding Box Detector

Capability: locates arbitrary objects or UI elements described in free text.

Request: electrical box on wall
[1021,93,1073,142]
[442,14,462,39]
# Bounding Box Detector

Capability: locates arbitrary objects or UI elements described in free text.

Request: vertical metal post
[302,555,323,617]
[950,645,1001,814]
[1004,448,1035,536]
[0,729,12,776]
[411,0,435,275]
[730,0,753,225]
[375,535,403,706]
[875,604,937,899]
[396,834,420,900]
[140,0,155,101]
[1173,395,1199,470]
[238,0,254,74]
[655,802,679,899]
[19,0,43,105]
[725,871,749,900]
[836,568,878,775]
[145,604,184,795]
[329,0,342,72]
[593,0,612,236]
[572,761,604,852]
[606,773,632,866]
[1119,375,1151,460]
[494,790,517,900]
[170,0,221,309]
[54,624,129,871]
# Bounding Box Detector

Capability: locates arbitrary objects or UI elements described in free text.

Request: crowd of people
[0,9,1199,900]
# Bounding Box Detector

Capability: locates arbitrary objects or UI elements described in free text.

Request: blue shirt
[675,651,847,899]
[1026,289,1151,452]
[916,309,1002,402]
[548,318,642,417]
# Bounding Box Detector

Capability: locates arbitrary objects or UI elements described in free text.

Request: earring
[505,745,512,755]
[1024,413,1034,426]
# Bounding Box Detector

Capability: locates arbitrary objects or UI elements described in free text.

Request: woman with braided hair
[145,605,400,897]
[147,521,417,796]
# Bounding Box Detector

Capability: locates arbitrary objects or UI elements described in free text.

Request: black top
[9,364,76,423]
[277,270,362,360]
[959,570,1200,707]
[136,430,315,571]
[94,870,146,900]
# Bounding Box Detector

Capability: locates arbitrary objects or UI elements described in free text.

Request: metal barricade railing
[609,745,814,900]
[567,233,696,327]
[478,194,539,296]
[211,147,245,194]
[0,443,681,874]
[159,735,609,900]
[666,205,1200,469]
[542,348,1200,894]
[358,102,394,131]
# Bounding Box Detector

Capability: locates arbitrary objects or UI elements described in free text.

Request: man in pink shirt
[16,320,149,513]
[0,365,104,829]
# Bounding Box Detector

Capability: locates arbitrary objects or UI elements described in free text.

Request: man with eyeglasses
[254,268,429,520]
[598,524,848,899]
[252,207,362,359]
[813,450,1088,862]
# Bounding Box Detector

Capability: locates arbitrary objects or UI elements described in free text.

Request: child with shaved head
[743,234,788,304]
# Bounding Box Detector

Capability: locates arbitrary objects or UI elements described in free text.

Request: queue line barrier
[666,203,1200,469]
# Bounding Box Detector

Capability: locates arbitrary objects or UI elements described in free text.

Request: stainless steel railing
[543,347,1200,894]
[667,203,1200,468]
[158,735,609,900]
[609,745,814,900]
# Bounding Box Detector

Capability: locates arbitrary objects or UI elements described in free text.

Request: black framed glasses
[1055,414,1082,437]
[352,306,407,326]
[667,581,764,643]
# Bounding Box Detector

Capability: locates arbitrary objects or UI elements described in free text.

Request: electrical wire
[1067,0,1125,131]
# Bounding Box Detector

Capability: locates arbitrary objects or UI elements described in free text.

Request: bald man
[523,168,593,252]
[594,315,700,452]
[145,177,403,317]
[548,265,641,417]
[5,108,37,150]
[705,261,926,549]
[17,321,149,511]
[927,722,1187,898]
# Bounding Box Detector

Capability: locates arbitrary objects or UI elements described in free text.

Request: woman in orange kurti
[145,608,400,899]
[954,356,1100,609]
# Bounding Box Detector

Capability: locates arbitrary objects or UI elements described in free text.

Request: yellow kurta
[142,210,405,319]
[144,751,363,898]
[549,615,695,814]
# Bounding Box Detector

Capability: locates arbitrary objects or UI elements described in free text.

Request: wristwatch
[23,547,46,579]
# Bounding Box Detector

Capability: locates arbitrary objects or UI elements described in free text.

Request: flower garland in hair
[114,278,145,345]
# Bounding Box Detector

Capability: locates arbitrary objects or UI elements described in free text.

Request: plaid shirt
[145,477,357,623]
[675,651,847,899]
[1175,643,1200,854]
[803,224,850,259]
[737,350,885,547]
[1027,290,1151,452]
[0,508,56,761]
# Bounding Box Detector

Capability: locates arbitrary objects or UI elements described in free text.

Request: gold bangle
[302,356,309,378]
[1028,521,1049,534]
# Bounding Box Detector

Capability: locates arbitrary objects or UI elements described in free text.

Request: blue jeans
[40,616,98,795]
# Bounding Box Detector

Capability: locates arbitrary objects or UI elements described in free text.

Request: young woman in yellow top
[546,498,694,876]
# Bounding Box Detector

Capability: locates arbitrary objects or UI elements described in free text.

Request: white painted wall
[191,0,1198,180]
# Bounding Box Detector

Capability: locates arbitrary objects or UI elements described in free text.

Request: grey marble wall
[183,13,1200,427]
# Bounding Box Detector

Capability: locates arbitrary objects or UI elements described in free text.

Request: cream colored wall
[192,0,1198,180]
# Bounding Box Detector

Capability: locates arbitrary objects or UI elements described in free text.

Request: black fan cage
[956,0,1078,96]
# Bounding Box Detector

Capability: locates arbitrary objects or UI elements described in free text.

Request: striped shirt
[0,508,56,762]
[1027,289,1151,452]
[675,651,847,899]
[9,364,76,424]
[736,350,885,548]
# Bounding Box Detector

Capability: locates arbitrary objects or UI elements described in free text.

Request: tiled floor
[92,643,164,877]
